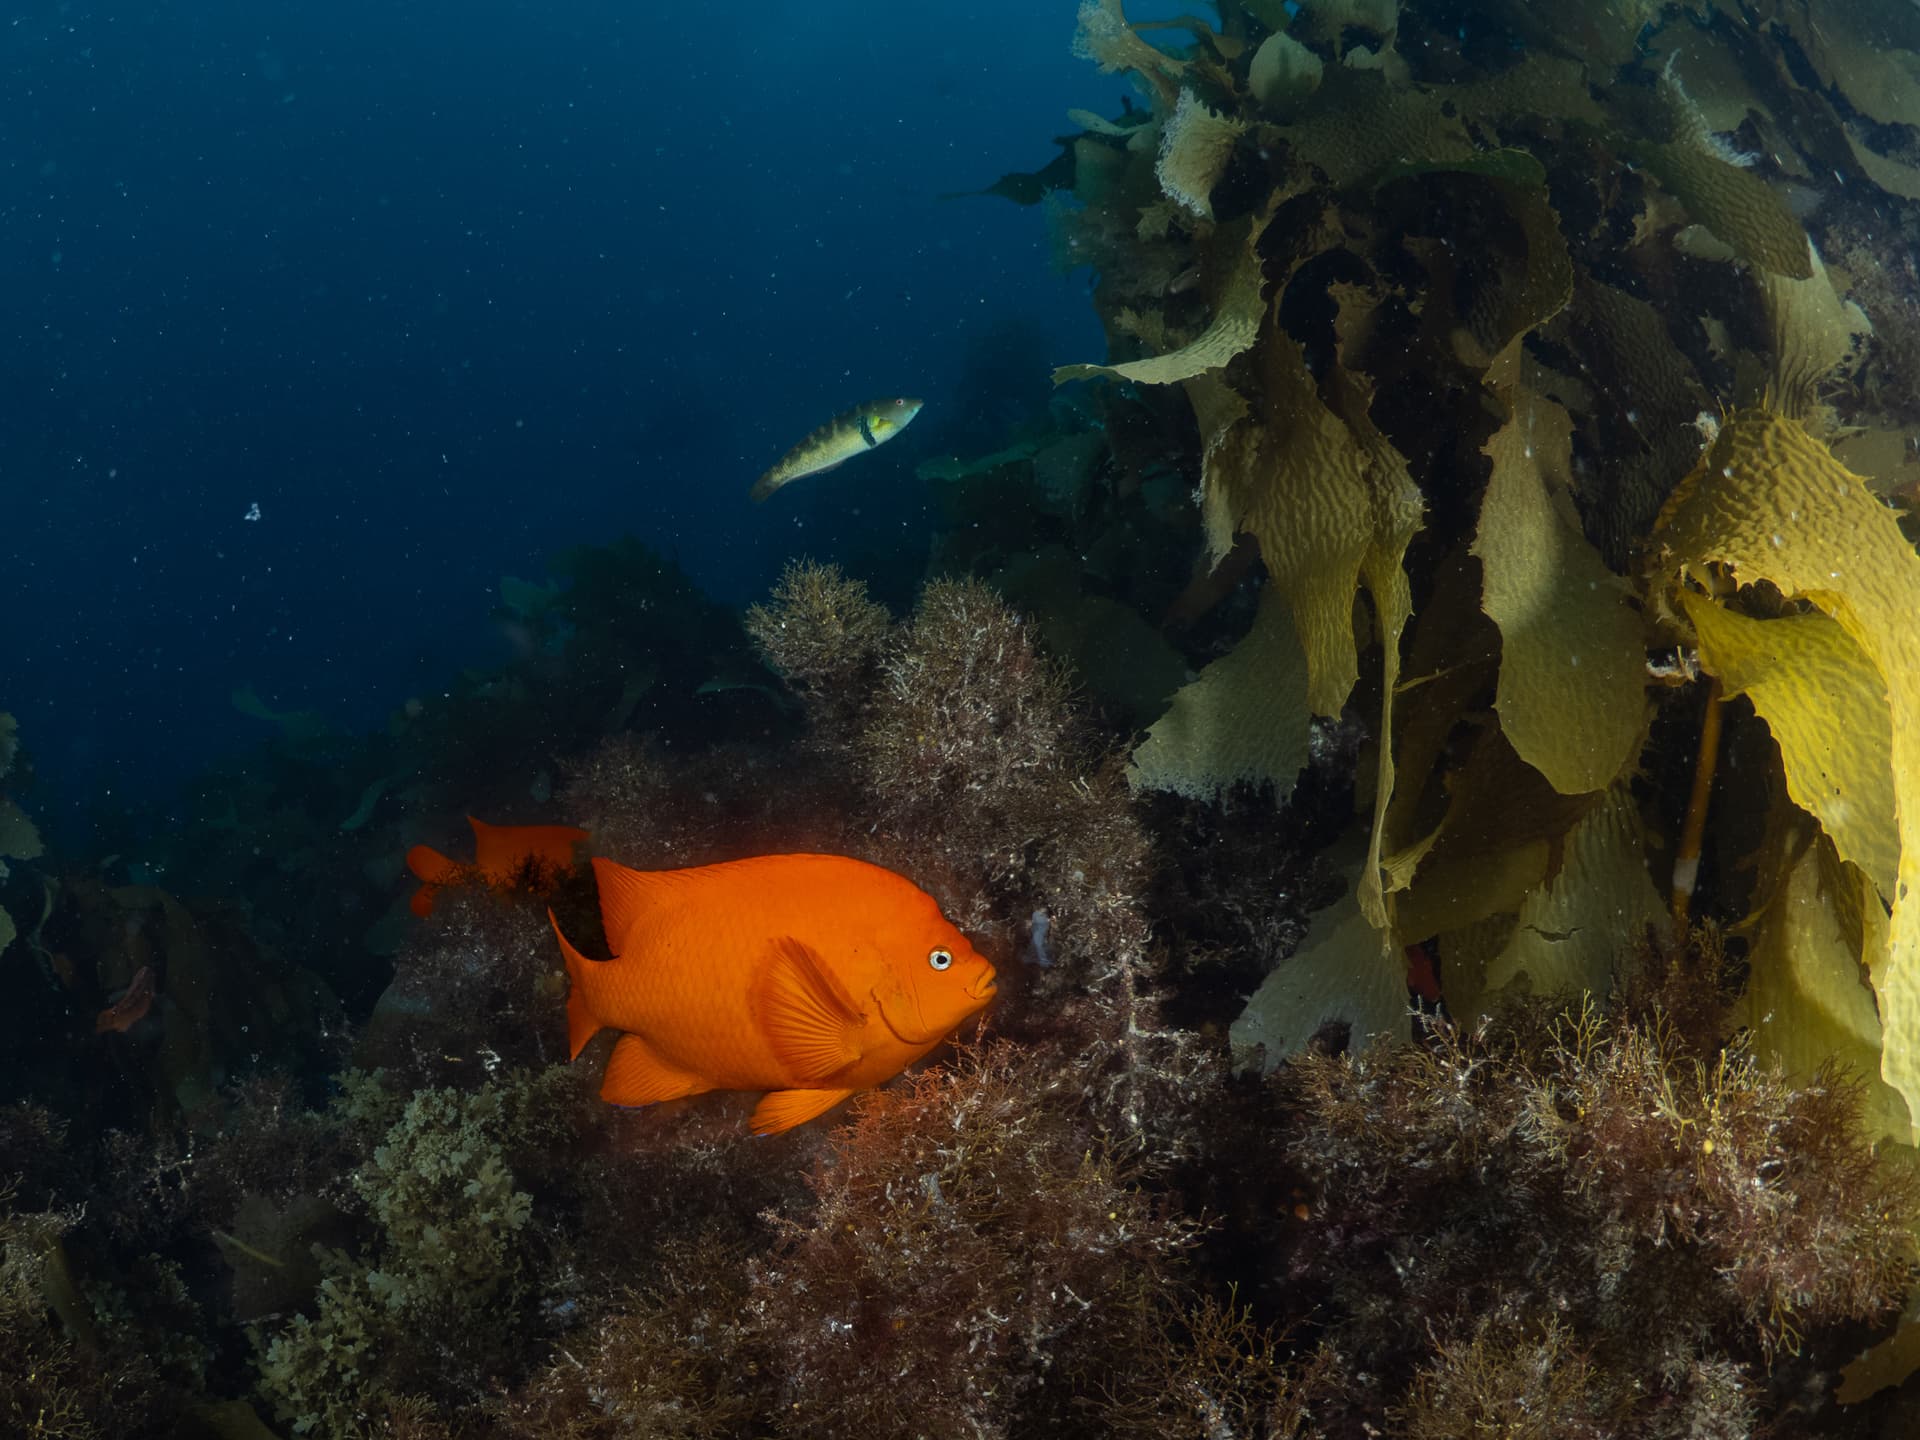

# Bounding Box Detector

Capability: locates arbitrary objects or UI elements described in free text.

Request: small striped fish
[750,397,923,502]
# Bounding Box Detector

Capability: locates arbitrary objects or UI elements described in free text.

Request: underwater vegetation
[17,0,1920,1435]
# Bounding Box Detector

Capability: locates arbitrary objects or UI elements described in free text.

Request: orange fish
[1405,941,1441,1006]
[551,853,998,1135]
[407,816,589,917]
[95,966,156,1034]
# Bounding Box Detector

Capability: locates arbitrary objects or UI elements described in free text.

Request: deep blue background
[1,1,1185,837]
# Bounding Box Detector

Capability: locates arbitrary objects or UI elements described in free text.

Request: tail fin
[550,910,603,1060]
[407,844,458,919]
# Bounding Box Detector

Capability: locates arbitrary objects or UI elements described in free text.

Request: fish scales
[577,855,952,1089]
[552,851,996,1133]
[750,396,923,501]
[585,874,805,1088]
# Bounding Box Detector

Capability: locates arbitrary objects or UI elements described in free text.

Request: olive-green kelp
[979,0,1920,1400]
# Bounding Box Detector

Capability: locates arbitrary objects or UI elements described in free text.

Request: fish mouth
[968,972,998,1002]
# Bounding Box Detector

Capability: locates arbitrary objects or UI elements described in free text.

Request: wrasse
[551,852,997,1135]
[407,816,589,917]
[750,397,923,502]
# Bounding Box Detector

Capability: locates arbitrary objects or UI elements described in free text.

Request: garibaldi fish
[551,851,997,1134]
[749,397,923,502]
[406,815,589,917]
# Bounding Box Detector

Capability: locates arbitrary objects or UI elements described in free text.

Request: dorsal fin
[757,936,865,1081]
[470,817,589,883]
[591,856,676,951]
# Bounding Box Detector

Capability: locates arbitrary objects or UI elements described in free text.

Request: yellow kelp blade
[1230,842,1409,1071]
[1655,408,1920,1142]
[1474,378,1647,795]
[1053,220,1267,387]
[1840,1312,1920,1405]
[1442,784,1667,1023]
[1198,328,1420,723]
[1128,584,1312,803]
[1393,724,1599,945]
[1741,836,1912,1150]
[1678,591,1898,902]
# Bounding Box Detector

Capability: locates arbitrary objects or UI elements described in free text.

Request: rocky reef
[12,1,1920,1435]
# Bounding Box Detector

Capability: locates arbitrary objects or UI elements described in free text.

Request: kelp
[1654,409,1920,1130]
[1474,357,1646,795]
[1028,9,1920,1346]
[1127,584,1311,802]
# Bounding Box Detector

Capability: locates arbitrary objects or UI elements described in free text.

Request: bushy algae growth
[1279,966,1920,1432]
[24,1,1920,1434]
[1010,0,1920,1168]
[255,1071,576,1438]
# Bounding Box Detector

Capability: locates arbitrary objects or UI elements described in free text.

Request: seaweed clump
[743,1038,1201,1439]
[498,1240,757,1440]
[743,558,892,732]
[1,1200,101,1440]
[750,565,1211,1147]
[1277,967,1920,1435]
[254,1069,579,1439]
[0,1103,178,1440]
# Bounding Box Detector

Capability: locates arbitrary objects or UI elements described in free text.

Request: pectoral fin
[750,1087,857,1135]
[758,936,865,1081]
[601,1032,709,1107]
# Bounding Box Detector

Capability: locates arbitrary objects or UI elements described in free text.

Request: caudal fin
[406,844,459,919]
[550,910,603,1059]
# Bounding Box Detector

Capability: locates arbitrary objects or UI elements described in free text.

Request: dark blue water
[2,1,1176,838]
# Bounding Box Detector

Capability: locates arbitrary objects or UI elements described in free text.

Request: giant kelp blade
[1321,359,1422,931]
[1155,89,1244,219]
[1679,591,1898,903]
[0,798,42,865]
[1230,847,1408,1072]
[1272,66,1475,189]
[1053,231,1268,386]
[1655,409,1920,1140]
[1474,377,1647,795]
[1210,330,1380,717]
[1073,0,1184,111]
[1742,837,1912,1150]
[1393,725,1600,944]
[1631,138,1812,279]
[1758,245,1871,421]
[1128,584,1312,802]
[1442,784,1666,1022]
[1840,1320,1920,1405]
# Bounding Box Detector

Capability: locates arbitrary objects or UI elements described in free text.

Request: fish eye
[928,948,953,971]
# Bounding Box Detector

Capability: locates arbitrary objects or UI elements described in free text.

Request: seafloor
[11,2,1920,1437]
